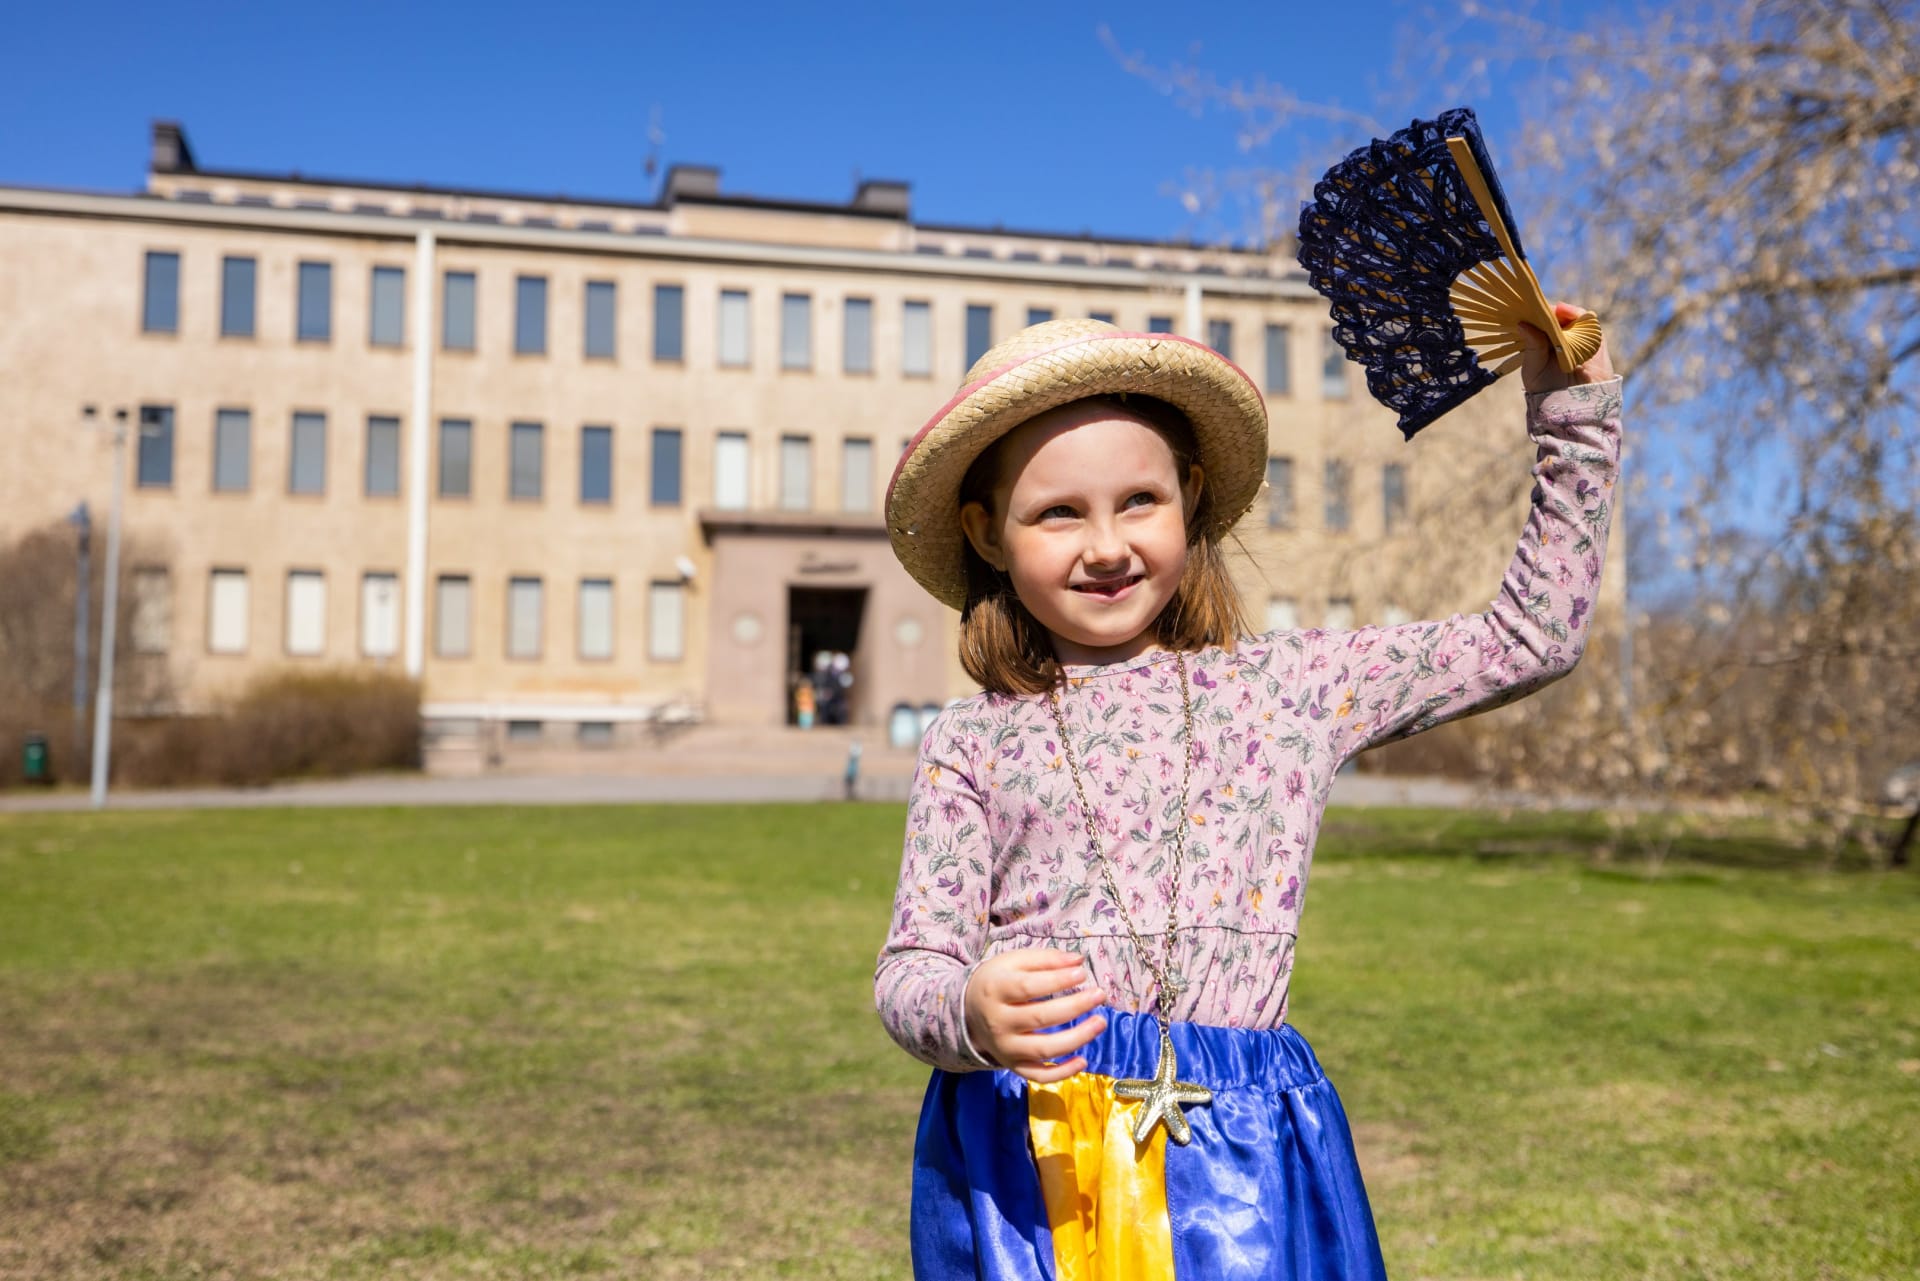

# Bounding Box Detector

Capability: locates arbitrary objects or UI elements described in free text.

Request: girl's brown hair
[956,394,1248,695]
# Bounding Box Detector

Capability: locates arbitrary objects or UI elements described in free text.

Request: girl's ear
[959,500,1007,571]
[1182,462,1206,523]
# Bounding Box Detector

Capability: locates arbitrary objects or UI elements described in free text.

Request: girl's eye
[1124,491,1157,508]
[1040,504,1077,520]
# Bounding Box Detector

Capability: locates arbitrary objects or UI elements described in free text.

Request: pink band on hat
[884,331,1262,511]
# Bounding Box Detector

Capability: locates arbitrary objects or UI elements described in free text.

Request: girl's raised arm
[874,706,999,1072]
[1309,375,1624,765]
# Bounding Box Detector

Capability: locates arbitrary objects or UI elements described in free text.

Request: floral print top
[875,378,1624,1072]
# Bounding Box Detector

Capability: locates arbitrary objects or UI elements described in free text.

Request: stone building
[0,122,1609,749]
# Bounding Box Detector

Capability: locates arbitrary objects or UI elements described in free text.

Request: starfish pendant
[1111,1023,1213,1146]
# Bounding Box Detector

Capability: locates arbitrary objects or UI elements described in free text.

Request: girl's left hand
[1518,301,1614,393]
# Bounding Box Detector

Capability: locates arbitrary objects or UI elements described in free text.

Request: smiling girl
[875,315,1621,1279]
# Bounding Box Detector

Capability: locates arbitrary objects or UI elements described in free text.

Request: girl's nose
[1083,518,1129,570]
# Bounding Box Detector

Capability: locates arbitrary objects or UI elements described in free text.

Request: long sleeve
[875,707,998,1073]
[1306,376,1624,765]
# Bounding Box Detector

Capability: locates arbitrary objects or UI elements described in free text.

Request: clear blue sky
[2,0,1582,243]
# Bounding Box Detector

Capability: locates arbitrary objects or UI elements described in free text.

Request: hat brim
[885,331,1270,610]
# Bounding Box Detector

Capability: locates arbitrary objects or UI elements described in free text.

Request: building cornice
[0,184,1316,299]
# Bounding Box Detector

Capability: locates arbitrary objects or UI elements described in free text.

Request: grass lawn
[0,804,1914,1279]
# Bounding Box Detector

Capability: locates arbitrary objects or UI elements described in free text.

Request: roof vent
[662,164,721,204]
[151,120,197,174]
[852,179,911,218]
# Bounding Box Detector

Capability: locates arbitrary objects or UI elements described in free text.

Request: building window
[131,567,172,654]
[434,574,471,658]
[1147,315,1174,334]
[507,576,543,659]
[506,720,544,743]
[442,270,476,351]
[842,437,874,513]
[902,300,932,377]
[515,275,548,355]
[219,256,256,338]
[578,577,614,660]
[136,405,173,489]
[1207,318,1233,360]
[1325,597,1356,631]
[438,418,471,498]
[365,415,401,497]
[289,412,326,495]
[583,280,616,358]
[1383,463,1408,533]
[843,297,873,374]
[361,572,399,658]
[297,261,331,342]
[142,251,179,333]
[1266,596,1300,632]
[651,428,682,506]
[653,284,684,361]
[285,570,326,657]
[1383,603,1413,626]
[1089,311,1115,325]
[208,569,249,655]
[1265,457,1294,529]
[510,421,544,500]
[578,721,614,748]
[1324,459,1351,532]
[718,289,750,367]
[965,304,993,369]
[714,431,749,510]
[370,266,405,347]
[213,408,250,493]
[580,425,612,504]
[1027,307,1054,327]
[1322,331,1349,398]
[781,292,812,370]
[780,434,811,511]
[649,581,685,661]
[1264,323,1290,395]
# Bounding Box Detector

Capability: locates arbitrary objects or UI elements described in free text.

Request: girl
[876,311,1620,1279]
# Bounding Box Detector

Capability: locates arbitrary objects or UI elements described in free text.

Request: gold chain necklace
[1045,649,1212,1146]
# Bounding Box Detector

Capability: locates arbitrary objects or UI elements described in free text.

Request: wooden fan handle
[1444,136,1582,372]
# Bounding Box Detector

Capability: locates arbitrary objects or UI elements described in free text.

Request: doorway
[787,586,867,726]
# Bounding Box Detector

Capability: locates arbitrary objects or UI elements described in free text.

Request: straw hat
[886,317,1270,610]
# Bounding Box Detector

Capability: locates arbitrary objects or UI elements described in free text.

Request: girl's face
[958,401,1204,667]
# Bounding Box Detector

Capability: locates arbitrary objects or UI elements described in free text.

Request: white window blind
[361,572,399,658]
[208,570,249,654]
[132,567,171,654]
[718,290,750,367]
[780,435,811,511]
[781,293,811,369]
[579,578,614,660]
[714,431,749,510]
[1325,598,1356,631]
[507,577,543,658]
[286,571,326,656]
[1266,597,1299,632]
[841,438,873,513]
[649,581,685,662]
[435,575,471,658]
[902,301,931,376]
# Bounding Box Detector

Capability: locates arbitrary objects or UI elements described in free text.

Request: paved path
[0,768,1512,813]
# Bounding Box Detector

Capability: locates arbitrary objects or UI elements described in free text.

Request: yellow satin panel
[1026,1073,1176,1280]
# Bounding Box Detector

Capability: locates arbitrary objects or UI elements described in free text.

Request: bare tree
[1112,1,1920,856]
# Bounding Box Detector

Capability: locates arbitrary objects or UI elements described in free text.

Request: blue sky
[2,1,1583,243]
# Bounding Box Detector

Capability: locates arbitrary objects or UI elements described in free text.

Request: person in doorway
[873,315,1620,1277]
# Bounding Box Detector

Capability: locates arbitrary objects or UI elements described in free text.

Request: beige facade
[0,123,1618,742]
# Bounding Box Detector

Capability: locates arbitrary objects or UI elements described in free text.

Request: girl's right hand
[964,948,1108,1083]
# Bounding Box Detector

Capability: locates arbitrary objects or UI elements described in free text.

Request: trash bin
[22,733,50,785]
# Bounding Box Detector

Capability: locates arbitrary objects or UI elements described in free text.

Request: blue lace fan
[1296,107,1601,439]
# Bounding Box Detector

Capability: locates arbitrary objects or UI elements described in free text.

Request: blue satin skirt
[910,1006,1389,1279]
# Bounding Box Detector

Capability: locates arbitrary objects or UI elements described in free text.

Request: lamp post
[66,502,91,769]
[80,404,133,810]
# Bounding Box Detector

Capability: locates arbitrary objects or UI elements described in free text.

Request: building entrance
[787,586,868,726]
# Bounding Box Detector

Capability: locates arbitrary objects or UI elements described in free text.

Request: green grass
[0,805,1914,1279]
